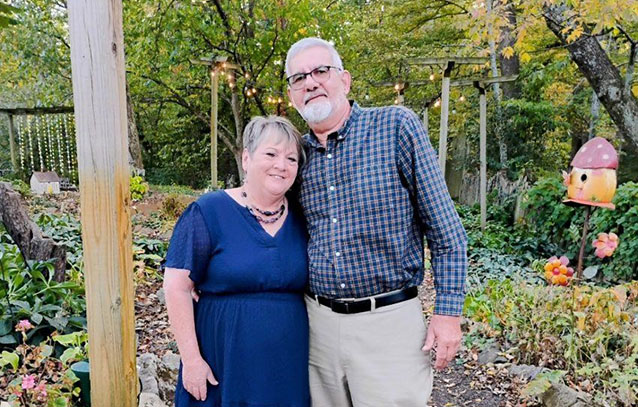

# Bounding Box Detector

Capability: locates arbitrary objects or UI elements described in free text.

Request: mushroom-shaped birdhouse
[563,137,618,209]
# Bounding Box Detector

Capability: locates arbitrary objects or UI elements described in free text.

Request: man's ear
[341,70,352,95]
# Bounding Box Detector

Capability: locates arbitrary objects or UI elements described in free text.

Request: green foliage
[521,178,638,281]
[130,175,149,201]
[52,330,88,366]
[519,176,578,252]
[465,280,638,404]
[35,213,83,276]
[589,182,638,281]
[0,177,31,199]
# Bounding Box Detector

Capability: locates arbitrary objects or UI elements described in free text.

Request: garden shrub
[130,175,149,201]
[520,177,638,282]
[464,279,638,405]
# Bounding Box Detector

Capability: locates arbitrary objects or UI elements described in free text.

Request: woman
[163,115,309,406]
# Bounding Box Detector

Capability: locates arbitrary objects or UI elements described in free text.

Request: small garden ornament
[562,137,619,279]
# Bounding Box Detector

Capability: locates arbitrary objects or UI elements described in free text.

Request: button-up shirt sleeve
[396,108,468,316]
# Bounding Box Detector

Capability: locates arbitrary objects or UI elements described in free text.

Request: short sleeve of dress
[164,202,212,285]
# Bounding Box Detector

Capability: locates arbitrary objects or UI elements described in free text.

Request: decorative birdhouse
[563,137,618,209]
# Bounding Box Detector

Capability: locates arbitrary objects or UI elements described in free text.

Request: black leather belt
[305,286,418,314]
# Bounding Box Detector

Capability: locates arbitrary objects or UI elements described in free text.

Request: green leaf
[0,350,19,370]
[52,397,68,407]
[0,334,17,345]
[0,319,12,336]
[583,266,598,279]
[31,312,43,324]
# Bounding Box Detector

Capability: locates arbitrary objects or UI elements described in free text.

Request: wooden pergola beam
[190,55,238,188]
[451,75,518,230]
[68,0,137,405]
[407,57,489,66]
[0,107,74,115]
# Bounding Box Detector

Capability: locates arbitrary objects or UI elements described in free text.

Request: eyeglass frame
[286,65,342,89]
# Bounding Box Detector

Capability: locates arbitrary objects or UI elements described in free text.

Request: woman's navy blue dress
[164,191,309,407]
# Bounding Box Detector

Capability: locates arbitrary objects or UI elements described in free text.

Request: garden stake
[576,206,593,280]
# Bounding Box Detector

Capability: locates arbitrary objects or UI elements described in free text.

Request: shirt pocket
[350,163,396,215]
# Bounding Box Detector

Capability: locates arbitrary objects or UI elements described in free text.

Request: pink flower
[15,319,33,332]
[592,232,619,259]
[21,374,36,390]
[35,381,48,400]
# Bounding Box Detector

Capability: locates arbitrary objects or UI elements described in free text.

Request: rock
[158,351,181,402]
[138,353,160,395]
[508,364,547,381]
[478,344,507,365]
[138,392,167,407]
[162,351,181,371]
[157,287,166,305]
[542,383,591,407]
[2,402,12,407]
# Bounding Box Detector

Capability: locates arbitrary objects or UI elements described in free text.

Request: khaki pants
[305,295,433,407]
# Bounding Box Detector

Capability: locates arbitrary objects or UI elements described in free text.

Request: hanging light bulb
[434,99,441,107]
[429,73,435,81]
[244,72,250,79]
[394,83,400,91]
[227,73,233,80]
[394,98,399,104]
[277,97,283,103]
[459,95,465,102]
[288,102,293,107]
[251,87,257,94]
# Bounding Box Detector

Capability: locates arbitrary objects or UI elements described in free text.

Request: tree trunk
[543,5,638,148]
[0,182,66,281]
[126,83,144,173]
[497,2,521,100]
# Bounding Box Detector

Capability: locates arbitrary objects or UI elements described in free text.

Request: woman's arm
[164,267,218,400]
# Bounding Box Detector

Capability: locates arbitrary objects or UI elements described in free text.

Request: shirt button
[332,218,338,223]
[329,185,335,191]
[340,283,346,288]
[327,153,333,159]
[335,251,341,257]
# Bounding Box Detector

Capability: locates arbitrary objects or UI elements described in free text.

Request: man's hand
[422,314,462,370]
[182,357,218,401]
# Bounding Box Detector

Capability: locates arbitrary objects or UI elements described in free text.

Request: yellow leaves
[632,84,638,98]
[543,82,572,107]
[501,46,514,59]
[565,25,584,43]
[520,52,532,64]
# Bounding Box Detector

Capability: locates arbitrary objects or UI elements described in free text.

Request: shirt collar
[303,100,361,149]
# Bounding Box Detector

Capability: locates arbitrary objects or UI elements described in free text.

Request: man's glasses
[286,65,341,90]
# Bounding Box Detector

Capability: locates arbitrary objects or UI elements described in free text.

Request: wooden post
[439,61,454,174]
[475,83,487,230]
[67,1,137,406]
[7,114,18,171]
[211,69,219,188]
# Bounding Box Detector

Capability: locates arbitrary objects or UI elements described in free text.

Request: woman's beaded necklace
[241,190,286,224]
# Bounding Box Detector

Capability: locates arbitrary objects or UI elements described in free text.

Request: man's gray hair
[285,37,343,77]
[243,115,306,167]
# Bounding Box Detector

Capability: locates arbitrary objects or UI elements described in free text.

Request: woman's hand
[182,357,218,401]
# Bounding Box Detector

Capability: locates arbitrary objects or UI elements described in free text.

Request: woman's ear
[242,148,249,174]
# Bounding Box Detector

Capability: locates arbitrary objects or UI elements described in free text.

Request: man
[286,37,468,406]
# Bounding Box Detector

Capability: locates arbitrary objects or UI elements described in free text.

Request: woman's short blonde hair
[243,115,306,168]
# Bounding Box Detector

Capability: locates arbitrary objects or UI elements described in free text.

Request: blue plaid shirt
[298,102,467,316]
